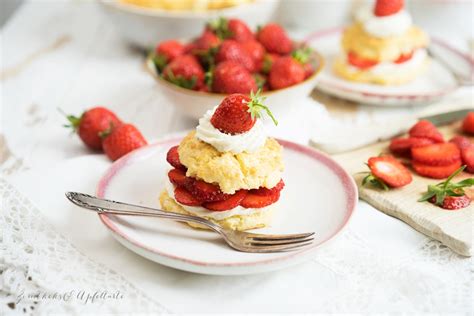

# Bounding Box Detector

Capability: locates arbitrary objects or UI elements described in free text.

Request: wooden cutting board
[332,122,474,257]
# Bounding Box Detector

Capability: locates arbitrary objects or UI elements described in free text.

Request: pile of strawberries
[64,107,147,161]
[389,112,474,179]
[152,18,316,94]
[166,147,284,211]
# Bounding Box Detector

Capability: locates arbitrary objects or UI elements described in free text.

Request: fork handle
[65,192,222,233]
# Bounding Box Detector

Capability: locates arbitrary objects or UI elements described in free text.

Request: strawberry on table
[408,120,444,143]
[210,91,278,135]
[363,156,412,189]
[203,190,247,211]
[101,123,147,161]
[411,143,461,166]
[462,112,474,135]
[257,23,293,55]
[163,55,205,90]
[215,40,255,72]
[64,106,121,150]
[211,61,257,94]
[418,166,473,210]
[374,0,404,17]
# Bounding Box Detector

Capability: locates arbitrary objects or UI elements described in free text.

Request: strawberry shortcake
[159,92,284,231]
[334,0,429,85]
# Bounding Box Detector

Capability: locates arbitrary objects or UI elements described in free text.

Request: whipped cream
[344,48,428,76]
[196,106,266,154]
[356,6,412,38]
[165,177,272,221]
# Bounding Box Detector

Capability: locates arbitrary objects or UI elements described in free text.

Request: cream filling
[196,106,267,154]
[356,6,412,38]
[165,177,273,221]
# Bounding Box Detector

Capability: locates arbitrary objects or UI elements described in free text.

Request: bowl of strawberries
[146,18,324,119]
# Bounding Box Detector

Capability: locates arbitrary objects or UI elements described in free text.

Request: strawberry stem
[246,89,278,126]
[59,108,82,132]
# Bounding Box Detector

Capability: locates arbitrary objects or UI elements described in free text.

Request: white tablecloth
[1,1,473,314]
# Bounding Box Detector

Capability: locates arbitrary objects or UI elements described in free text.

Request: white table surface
[1,1,473,314]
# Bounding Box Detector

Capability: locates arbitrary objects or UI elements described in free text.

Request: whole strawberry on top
[64,106,121,150]
[210,90,278,135]
[374,0,404,17]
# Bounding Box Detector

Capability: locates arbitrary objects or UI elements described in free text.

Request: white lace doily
[0,177,171,314]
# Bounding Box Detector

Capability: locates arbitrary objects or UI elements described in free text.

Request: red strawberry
[462,112,474,135]
[211,61,257,94]
[168,168,190,187]
[174,186,202,206]
[250,179,285,196]
[195,30,221,51]
[101,124,147,161]
[241,40,266,72]
[257,23,292,55]
[395,51,414,64]
[228,19,254,42]
[347,52,378,69]
[412,160,462,179]
[241,190,280,208]
[166,146,186,170]
[155,40,185,63]
[183,42,198,54]
[261,53,279,74]
[390,137,435,156]
[269,56,305,90]
[163,55,205,90]
[374,0,404,17]
[449,136,471,150]
[411,143,461,166]
[461,145,474,173]
[303,62,315,78]
[203,190,247,211]
[409,120,444,143]
[210,92,277,135]
[433,195,471,210]
[366,156,412,188]
[64,107,121,150]
[187,179,229,202]
[215,40,255,72]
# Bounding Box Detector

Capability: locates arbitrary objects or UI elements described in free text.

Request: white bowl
[98,0,280,48]
[145,51,324,120]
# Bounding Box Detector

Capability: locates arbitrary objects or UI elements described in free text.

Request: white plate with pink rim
[96,135,358,275]
[305,27,471,106]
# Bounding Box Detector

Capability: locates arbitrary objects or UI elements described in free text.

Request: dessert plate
[306,28,466,106]
[96,136,358,275]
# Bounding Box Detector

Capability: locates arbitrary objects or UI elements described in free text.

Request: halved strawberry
[347,52,378,69]
[449,136,472,150]
[174,186,202,206]
[168,169,190,187]
[411,143,461,166]
[408,120,444,143]
[203,190,247,211]
[394,51,414,64]
[461,145,474,173]
[250,179,285,196]
[366,156,412,188]
[188,179,229,202]
[240,191,281,208]
[166,146,186,170]
[430,195,471,210]
[412,160,462,179]
[462,112,474,135]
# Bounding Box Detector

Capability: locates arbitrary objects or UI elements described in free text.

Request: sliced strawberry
[168,169,190,187]
[241,191,281,208]
[174,186,202,206]
[411,137,436,148]
[394,51,414,64]
[411,143,461,166]
[166,146,185,170]
[430,195,471,210]
[449,136,472,150]
[389,137,435,156]
[461,145,474,173]
[250,179,285,196]
[408,120,444,143]
[347,52,378,69]
[462,112,474,135]
[203,190,247,211]
[188,179,229,202]
[367,156,412,188]
[412,160,462,179]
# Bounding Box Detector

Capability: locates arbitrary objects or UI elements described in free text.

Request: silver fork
[65,192,315,253]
